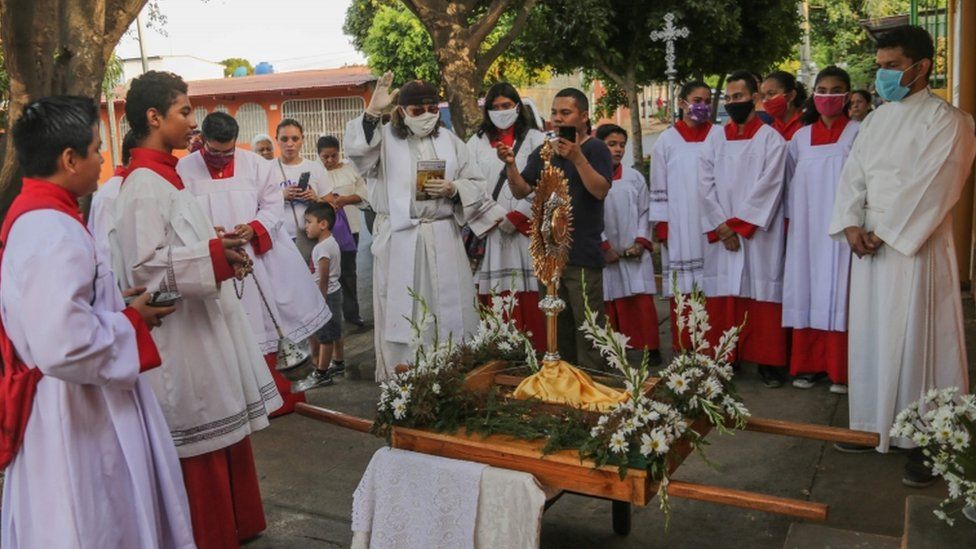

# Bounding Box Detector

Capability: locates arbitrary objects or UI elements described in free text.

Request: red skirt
[790,328,848,383]
[604,294,661,350]
[479,291,547,353]
[265,352,306,418]
[180,437,266,548]
[705,296,788,367]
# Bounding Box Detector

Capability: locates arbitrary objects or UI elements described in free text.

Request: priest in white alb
[1,96,194,549]
[828,27,976,487]
[345,73,494,381]
[178,112,330,416]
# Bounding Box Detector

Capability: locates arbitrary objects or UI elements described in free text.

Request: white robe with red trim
[603,166,656,301]
[109,167,282,457]
[177,149,330,354]
[466,130,545,295]
[1,210,194,549]
[783,121,858,330]
[829,90,975,451]
[649,125,723,296]
[698,124,787,302]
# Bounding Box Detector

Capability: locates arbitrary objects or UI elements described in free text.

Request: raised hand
[366,71,400,117]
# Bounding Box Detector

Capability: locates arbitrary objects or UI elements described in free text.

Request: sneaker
[758,365,784,388]
[326,361,346,376]
[294,369,333,392]
[833,442,876,453]
[792,374,818,389]
[829,383,848,394]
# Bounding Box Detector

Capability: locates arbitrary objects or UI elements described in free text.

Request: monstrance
[512,139,626,410]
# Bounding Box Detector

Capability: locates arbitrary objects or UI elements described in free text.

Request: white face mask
[402,110,440,137]
[488,107,520,130]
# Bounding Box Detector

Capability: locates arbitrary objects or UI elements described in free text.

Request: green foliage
[808,0,910,89]
[219,57,254,78]
[103,54,124,95]
[344,0,547,91]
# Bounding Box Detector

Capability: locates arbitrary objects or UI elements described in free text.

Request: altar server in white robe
[783,66,859,393]
[596,123,660,353]
[111,71,282,547]
[650,81,723,351]
[345,74,493,381]
[699,71,789,388]
[178,111,330,416]
[828,28,976,484]
[466,82,547,352]
[0,95,194,549]
[88,129,136,260]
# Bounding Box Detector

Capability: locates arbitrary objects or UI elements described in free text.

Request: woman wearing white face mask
[344,73,493,381]
[466,82,546,352]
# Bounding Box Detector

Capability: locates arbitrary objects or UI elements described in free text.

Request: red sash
[0,178,84,468]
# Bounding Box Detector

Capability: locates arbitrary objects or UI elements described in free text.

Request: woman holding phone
[276,118,330,263]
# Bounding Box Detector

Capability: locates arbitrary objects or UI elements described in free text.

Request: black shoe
[833,442,876,454]
[903,448,937,487]
[293,369,334,392]
[758,365,784,388]
[346,316,366,327]
[326,361,346,376]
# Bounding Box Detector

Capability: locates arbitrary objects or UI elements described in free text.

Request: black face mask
[725,100,755,125]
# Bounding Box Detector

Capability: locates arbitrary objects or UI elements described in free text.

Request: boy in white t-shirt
[296,203,344,391]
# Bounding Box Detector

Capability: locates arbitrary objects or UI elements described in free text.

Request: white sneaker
[792,376,816,389]
[829,384,848,394]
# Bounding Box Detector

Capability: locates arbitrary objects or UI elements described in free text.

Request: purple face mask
[687,102,712,123]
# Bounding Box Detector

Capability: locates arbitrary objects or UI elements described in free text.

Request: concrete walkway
[247,233,976,547]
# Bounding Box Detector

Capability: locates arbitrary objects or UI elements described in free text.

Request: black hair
[124,71,188,142]
[316,135,340,152]
[595,123,627,142]
[12,95,99,178]
[121,130,137,166]
[201,111,239,142]
[801,66,852,126]
[276,118,304,137]
[764,70,808,109]
[727,70,759,95]
[852,89,873,106]
[476,82,536,140]
[305,202,335,229]
[679,80,710,101]
[554,87,591,134]
[876,25,935,78]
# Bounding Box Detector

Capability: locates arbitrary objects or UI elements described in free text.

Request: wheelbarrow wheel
[612,501,631,535]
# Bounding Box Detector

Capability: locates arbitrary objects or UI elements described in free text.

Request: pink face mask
[813,93,848,118]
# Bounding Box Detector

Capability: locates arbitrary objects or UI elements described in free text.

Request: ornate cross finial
[650,12,689,78]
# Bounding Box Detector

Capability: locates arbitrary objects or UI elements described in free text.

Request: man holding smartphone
[498,87,615,371]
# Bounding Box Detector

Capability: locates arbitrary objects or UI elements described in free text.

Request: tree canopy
[219,57,254,78]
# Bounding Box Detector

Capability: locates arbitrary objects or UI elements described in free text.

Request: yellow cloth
[512,360,627,411]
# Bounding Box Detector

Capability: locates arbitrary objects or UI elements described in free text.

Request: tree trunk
[0,0,147,220]
[433,35,482,140]
[711,73,727,123]
[624,77,645,174]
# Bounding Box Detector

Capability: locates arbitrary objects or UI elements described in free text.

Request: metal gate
[281,96,365,160]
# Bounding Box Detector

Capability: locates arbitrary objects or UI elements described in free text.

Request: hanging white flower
[609,431,629,454]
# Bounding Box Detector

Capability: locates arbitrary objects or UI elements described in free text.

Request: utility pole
[798,0,815,87]
[136,13,149,73]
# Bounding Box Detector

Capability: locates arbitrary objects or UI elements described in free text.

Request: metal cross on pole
[650,12,689,124]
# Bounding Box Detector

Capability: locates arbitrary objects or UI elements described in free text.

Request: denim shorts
[315,290,343,343]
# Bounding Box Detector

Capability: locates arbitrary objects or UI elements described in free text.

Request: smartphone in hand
[297,172,311,192]
[558,125,577,142]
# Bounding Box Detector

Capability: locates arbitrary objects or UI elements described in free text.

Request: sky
[115,0,367,72]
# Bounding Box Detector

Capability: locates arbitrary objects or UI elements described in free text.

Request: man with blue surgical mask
[829,26,976,487]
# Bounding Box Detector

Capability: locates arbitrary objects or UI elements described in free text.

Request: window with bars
[281,96,366,160]
[235,103,269,145]
[192,106,209,126]
[213,104,229,114]
[911,0,949,90]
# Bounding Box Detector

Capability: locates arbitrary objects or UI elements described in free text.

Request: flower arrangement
[891,387,976,525]
[578,276,749,521]
[468,290,538,371]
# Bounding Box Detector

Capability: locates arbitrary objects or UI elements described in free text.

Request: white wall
[122,56,224,83]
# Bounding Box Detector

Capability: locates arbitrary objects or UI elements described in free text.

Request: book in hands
[416,159,446,201]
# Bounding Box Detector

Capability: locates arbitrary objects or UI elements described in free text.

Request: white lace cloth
[351,447,546,549]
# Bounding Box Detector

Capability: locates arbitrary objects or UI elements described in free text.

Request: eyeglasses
[404,105,440,116]
[204,144,235,157]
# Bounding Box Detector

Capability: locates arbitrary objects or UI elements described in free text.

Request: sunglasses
[404,105,440,116]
